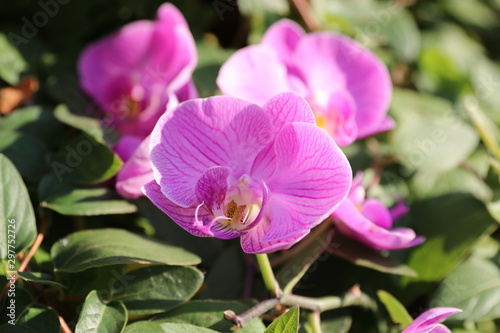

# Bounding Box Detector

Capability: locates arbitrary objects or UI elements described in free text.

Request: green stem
[255,253,280,296]
[306,311,323,333]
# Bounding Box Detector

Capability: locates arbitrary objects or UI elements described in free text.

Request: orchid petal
[251,92,315,180]
[361,199,393,229]
[146,3,197,93]
[217,45,291,105]
[402,308,462,333]
[113,135,143,162]
[261,19,305,66]
[78,21,155,108]
[240,215,309,254]
[142,181,212,237]
[195,166,231,210]
[116,137,154,199]
[263,123,351,241]
[150,96,273,207]
[333,199,425,250]
[293,33,392,139]
[322,90,358,146]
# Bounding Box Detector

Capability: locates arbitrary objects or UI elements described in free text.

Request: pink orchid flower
[332,173,424,250]
[403,308,462,333]
[115,136,154,199]
[78,3,198,139]
[217,19,393,146]
[143,92,352,253]
[78,4,198,199]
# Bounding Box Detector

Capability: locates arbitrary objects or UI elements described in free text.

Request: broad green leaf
[0,288,59,333]
[51,228,201,272]
[264,306,299,333]
[276,225,334,293]
[0,131,47,182]
[49,132,122,184]
[39,175,137,216]
[399,194,498,302]
[124,300,266,333]
[320,313,352,333]
[0,106,66,147]
[444,0,497,28]
[136,198,224,265]
[0,154,36,259]
[431,257,500,321]
[381,9,420,62]
[18,271,66,288]
[54,104,105,142]
[410,168,492,202]
[111,265,204,315]
[377,290,412,329]
[472,60,500,118]
[160,323,217,333]
[462,96,500,160]
[329,232,417,277]
[199,246,244,300]
[75,290,127,333]
[0,33,27,84]
[390,89,479,173]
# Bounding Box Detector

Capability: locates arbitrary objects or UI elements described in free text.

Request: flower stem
[255,253,280,296]
[306,311,323,333]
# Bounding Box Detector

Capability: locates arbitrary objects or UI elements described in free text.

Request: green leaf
[399,194,498,302]
[54,104,105,142]
[0,289,60,333]
[49,132,122,184]
[320,312,352,333]
[431,257,500,321]
[111,265,204,315]
[124,300,266,333]
[161,323,219,333]
[17,271,66,288]
[0,154,37,259]
[390,89,479,173]
[0,33,27,85]
[276,226,334,294]
[0,106,66,147]
[377,290,412,329]
[329,232,417,277]
[410,168,493,202]
[381,9,420,62]
[38,175,137,216]
[75,290,127,333]
[264,306,299,333]
[0,131,48,182]
[51,228,201,272]
[444,0,497,28]
[199,246,244,300]
[462,96,500,161]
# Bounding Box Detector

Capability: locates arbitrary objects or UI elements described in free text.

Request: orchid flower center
[197,174,267,237]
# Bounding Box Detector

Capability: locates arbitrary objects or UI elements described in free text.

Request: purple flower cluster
[78,4,423,253]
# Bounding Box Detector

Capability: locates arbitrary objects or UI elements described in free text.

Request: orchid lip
[195,177,270,237]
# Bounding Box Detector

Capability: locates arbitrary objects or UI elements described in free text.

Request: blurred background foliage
[1,0,500,332]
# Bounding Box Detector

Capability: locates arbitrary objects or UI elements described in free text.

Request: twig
[224,285,371,327]
[291,0,320,31]
[59,314,73,333]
